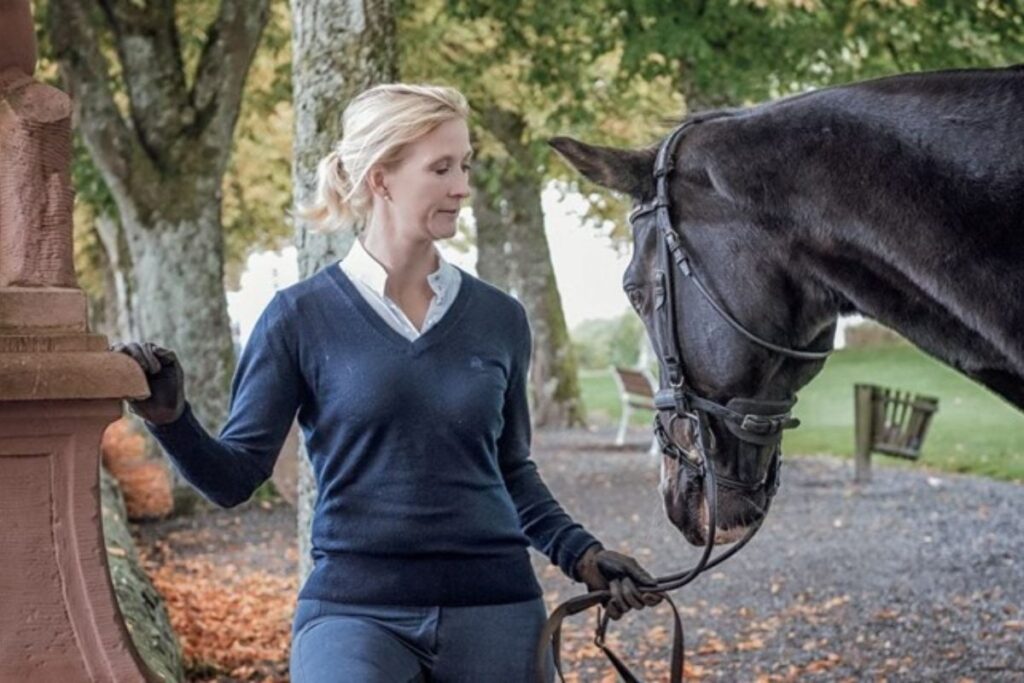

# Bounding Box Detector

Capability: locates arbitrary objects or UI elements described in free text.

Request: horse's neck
[805,217,1024,409]
[774,71,1024,410]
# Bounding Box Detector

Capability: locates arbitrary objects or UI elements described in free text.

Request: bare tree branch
[477,103,534,172]
[47,0,138,191]
[94,0,148,31]
[97,0,191,167]
[191,0,271,174]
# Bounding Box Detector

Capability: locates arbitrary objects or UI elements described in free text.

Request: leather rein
[537,116,833,682]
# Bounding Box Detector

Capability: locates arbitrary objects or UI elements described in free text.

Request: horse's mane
[678,63,1024,127]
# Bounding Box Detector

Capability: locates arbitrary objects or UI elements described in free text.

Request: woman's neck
[360,223,439,295]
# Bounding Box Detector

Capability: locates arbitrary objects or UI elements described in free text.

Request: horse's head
[551,125,837,546]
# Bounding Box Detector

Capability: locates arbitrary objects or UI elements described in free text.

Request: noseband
[538,116,833,682]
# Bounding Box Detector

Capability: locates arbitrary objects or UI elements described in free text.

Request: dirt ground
[131,425,1024,682]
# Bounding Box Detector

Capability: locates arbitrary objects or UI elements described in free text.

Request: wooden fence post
[853,384,875,483]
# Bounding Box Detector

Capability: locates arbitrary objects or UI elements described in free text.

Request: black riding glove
[574,545,664,620]
[111,341,185,426]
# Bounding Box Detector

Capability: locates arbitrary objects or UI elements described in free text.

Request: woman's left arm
[496,304,603,581]
[498,303,664,617]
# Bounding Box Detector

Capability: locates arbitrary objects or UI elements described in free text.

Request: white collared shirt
[338,238,462,341]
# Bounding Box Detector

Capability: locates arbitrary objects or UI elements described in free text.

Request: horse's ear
[548,137,655,198]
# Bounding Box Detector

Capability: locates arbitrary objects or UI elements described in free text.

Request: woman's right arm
[114,293,305,508]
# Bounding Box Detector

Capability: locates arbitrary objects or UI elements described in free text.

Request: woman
[114,83,662,682]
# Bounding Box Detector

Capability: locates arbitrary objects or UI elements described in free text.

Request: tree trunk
[83,220,122,343]
[48,0,271,510]
[471,163,511,292]
[291,0,397,583]
[473,110,586,428]
[93,211,140,343]
[120,194,235,437]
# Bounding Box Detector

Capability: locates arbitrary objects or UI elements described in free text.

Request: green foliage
[589,0,1024,104]
[571,312,646,370]
[578,369,655,427]
[407,0,680,188]
[444,0,1024,244]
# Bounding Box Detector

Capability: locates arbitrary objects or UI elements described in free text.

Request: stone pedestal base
[0,400,163,682]
[0,324,160,681]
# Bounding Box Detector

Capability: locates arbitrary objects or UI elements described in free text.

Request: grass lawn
[578,346,1024,482]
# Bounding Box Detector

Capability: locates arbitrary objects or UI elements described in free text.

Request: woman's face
[378,117,472,242]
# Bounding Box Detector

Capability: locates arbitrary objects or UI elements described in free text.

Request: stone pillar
[0,1,162,680]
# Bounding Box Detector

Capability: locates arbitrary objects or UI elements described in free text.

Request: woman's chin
[429,216,459,239]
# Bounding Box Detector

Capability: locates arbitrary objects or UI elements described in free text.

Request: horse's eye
[625,286,646,313]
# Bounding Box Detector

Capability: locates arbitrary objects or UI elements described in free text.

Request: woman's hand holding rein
[575,546,664,620]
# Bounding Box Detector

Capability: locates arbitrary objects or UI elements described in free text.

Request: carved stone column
[0,1,161,680]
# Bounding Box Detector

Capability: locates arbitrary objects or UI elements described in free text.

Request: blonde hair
[299,83,470,232]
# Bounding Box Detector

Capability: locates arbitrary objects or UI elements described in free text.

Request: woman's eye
[461,163,472,173]
[435,167,450,176]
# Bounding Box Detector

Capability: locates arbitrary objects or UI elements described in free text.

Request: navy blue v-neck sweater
[148,265,602,606]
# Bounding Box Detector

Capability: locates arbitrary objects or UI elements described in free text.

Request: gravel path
[532,427,1024,681]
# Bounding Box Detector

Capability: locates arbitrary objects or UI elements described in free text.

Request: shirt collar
[340,237,452,298]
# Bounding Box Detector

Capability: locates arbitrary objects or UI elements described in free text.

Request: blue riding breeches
[289,597,556,682]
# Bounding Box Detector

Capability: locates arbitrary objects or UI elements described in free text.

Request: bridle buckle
[739,414,774,435]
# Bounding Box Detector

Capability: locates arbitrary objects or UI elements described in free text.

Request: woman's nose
[451,171,471,198]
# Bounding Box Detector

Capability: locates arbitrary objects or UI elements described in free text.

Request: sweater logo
[470,356,484,370]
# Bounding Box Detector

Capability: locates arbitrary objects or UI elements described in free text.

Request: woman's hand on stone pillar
[111,342,186,425]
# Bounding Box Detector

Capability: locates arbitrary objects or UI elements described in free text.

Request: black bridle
[537,116,833,682]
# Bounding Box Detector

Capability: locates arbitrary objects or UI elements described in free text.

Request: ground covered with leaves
[130,427,1024,682]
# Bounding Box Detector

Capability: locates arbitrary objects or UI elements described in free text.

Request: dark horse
[552,65,1024,548]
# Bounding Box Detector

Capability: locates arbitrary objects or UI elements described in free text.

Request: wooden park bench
[853,383,940,482]
[611,366,660,456]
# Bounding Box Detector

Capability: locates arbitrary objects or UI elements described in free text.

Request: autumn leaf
[736,636,765,652]
[142,544,296,680]
[697,636,729,655]
[803,653,842,674]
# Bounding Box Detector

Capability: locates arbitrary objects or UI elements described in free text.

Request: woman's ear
[367,166,391,201]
